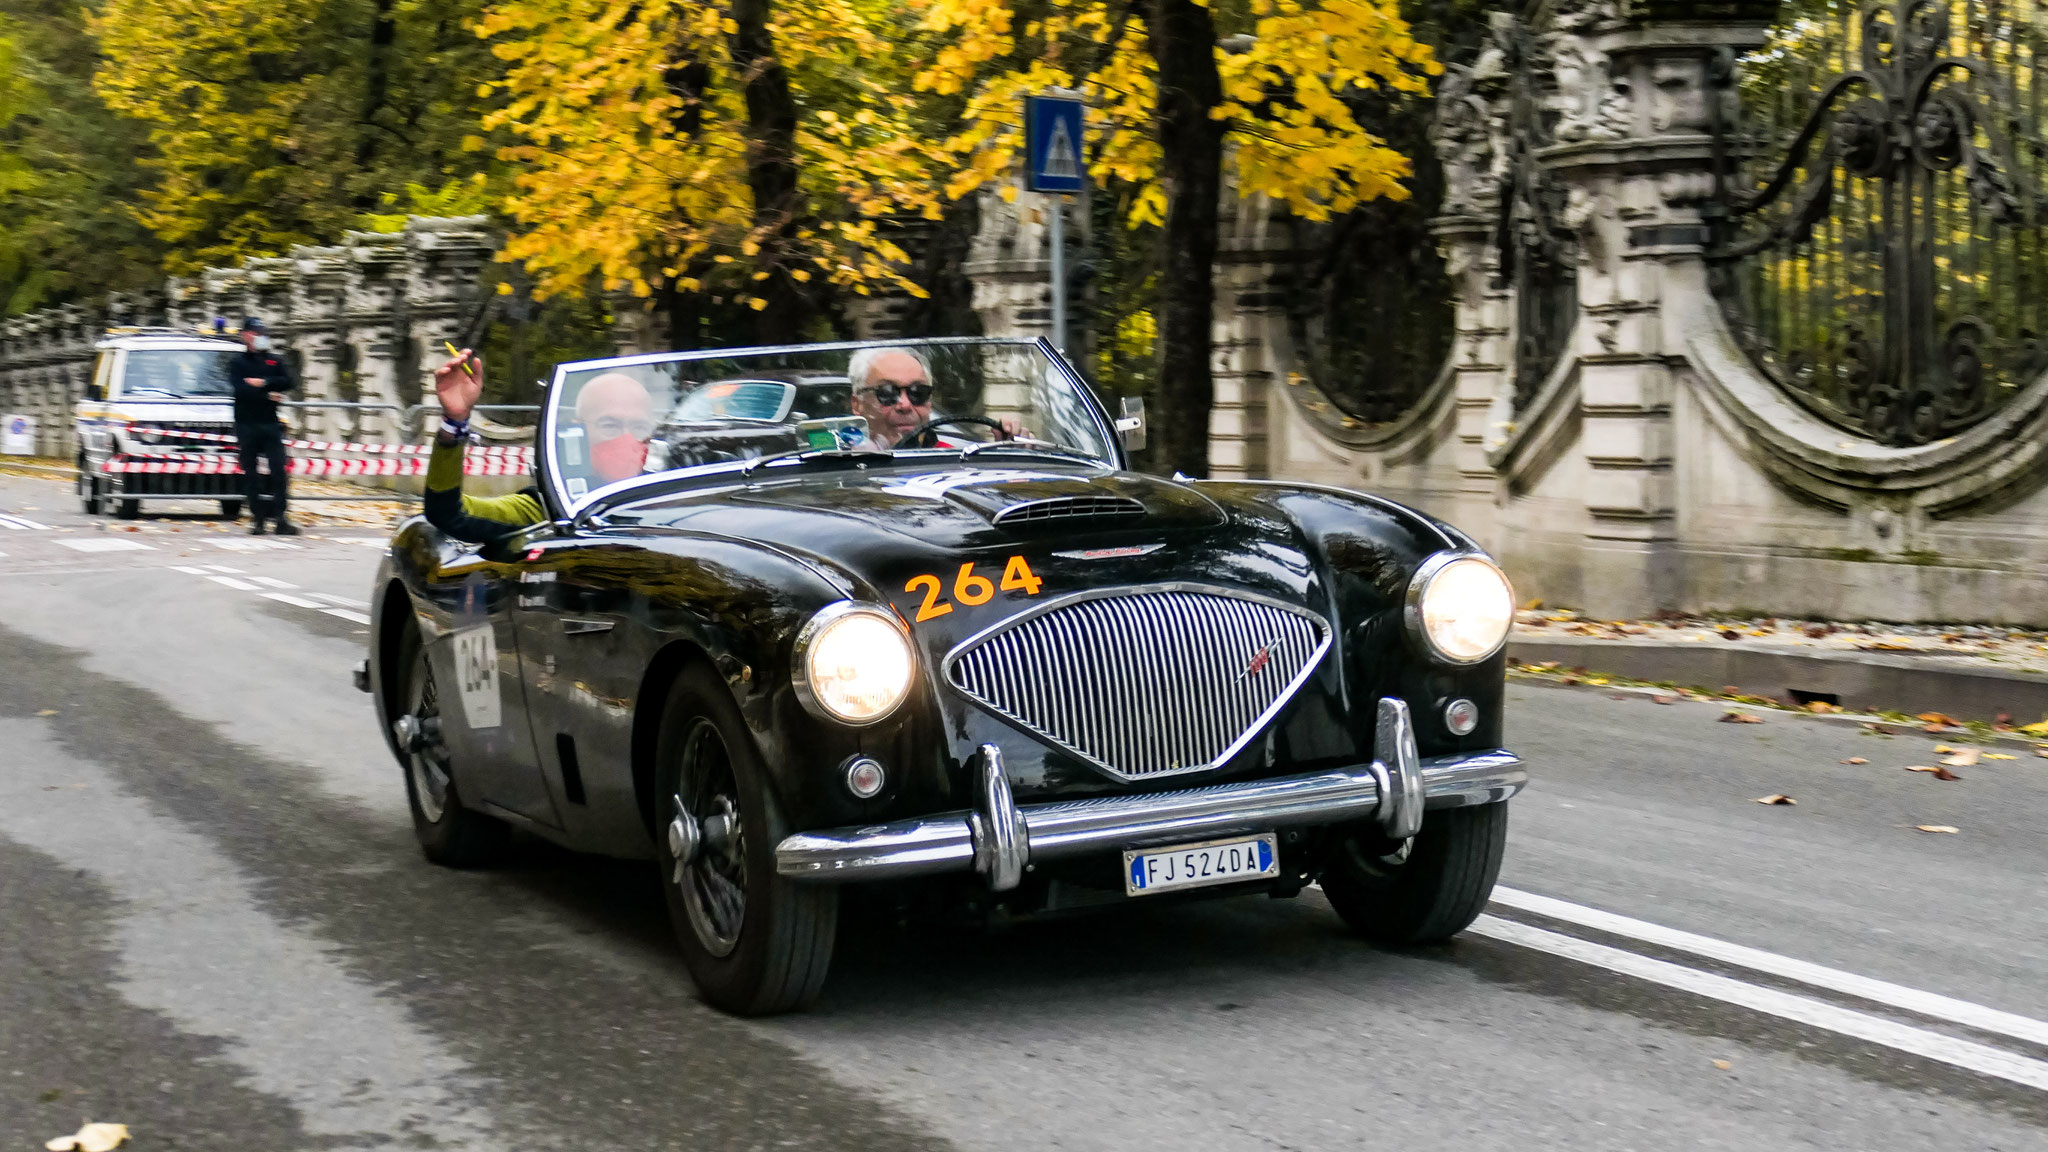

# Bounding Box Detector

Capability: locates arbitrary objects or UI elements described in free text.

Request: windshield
[543,340,1117,508]
[119,348,237,399]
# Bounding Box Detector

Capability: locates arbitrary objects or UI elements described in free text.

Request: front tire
[656,662,836,1015]
[114,495,140,519]
[77,460,102,515]
[1320,802,1508,946]
[394,622,508,867]
[219,500,242,520]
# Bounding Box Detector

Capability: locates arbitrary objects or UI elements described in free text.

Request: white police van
[74,328,249,519]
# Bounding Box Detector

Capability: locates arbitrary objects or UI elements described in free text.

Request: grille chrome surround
[943,584,1333,782]
[990,495,1146,526]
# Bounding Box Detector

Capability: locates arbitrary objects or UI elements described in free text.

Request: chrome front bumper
[775,697,1526,891]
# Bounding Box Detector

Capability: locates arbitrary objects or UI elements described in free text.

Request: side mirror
[1115,395,1146,452]
[83,382,104,402]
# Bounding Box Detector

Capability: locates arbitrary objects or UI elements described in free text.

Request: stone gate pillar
[1208,191,1295,480]
[404,216,496,429]
[1534,1,1775,616]
[290,246,350,438]
[342,232,407,440]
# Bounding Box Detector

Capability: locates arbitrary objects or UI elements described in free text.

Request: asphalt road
[2,469,2045,1152]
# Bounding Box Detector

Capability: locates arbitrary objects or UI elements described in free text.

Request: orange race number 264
[905,556,1044,622]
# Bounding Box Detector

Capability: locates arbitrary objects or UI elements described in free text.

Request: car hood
[610,462,1447,640]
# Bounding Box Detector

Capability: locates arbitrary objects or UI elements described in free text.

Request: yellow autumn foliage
[480,0,949,305]
[914,0,1441,227]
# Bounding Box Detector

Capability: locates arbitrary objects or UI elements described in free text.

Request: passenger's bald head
[576,373,654,434]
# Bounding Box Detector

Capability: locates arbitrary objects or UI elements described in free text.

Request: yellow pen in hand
[444,341,476,379]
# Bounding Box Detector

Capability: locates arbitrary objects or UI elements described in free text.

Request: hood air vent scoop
[990,495,1146,527]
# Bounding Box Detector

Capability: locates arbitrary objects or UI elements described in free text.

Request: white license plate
[1123,834,1279,897]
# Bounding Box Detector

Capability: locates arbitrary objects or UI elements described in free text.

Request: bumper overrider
[775,698,1526,891]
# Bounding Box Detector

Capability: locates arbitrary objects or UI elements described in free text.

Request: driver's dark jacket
[423,438,544,543]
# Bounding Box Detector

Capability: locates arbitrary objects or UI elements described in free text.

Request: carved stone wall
[1223,1,2048,626]
[0,217,495,458]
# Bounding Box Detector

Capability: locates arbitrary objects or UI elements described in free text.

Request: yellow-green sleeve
[424,438,545,539]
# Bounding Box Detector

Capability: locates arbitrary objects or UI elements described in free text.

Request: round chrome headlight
[792,603,916,725]
[1405,553,1514,664]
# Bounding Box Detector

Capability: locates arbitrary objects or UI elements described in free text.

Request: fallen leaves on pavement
[1940,746,1981,768]
[1985,753,2017,760]
[1915,825,1960,834]
[1753,794,1797,805]
[45,1124,128,1152]
[1712,1058,1734,1070]
[1840,757,1868,765]
[1719,711,1765,724]
[36,709,57,716]
[1905,765,1962,780]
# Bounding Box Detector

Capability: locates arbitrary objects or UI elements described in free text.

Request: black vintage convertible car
[362,338,1523,1015]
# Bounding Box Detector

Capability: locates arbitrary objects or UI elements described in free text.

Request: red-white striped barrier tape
[105,455,529,477]
[124,424,533,460]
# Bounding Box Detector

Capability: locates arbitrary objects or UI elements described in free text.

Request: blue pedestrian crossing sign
[1024,95,1086,194]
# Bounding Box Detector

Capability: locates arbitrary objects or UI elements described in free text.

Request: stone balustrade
[0,216,495,461]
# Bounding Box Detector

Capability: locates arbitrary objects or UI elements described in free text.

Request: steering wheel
[896,414,1007,450]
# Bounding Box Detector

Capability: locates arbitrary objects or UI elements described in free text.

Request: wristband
[440,416,471,441]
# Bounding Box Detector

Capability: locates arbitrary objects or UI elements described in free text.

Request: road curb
[0,461,76,479]
[1508,636,2048,725]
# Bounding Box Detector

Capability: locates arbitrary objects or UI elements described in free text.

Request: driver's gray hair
[845,345,932,393]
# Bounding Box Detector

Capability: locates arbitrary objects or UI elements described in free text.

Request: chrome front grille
[945,586,1332,781]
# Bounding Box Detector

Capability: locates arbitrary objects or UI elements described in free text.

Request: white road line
[322,608,374,625]
[261,592,329,610]
[204,564,243,574]
[56,538,155,553]
[0,513,51,529]
[1469,915,2048,1093]
[207,576,260,591]
[205,538,302,551]
[170,565,212,575]
[1493,887,2048,1050]
[250,576,297,589]
[309,592,370,609]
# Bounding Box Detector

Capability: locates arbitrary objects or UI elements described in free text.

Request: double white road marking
[170,563,372,625]
[0,512,50,530]
[1480,886,2048,1092]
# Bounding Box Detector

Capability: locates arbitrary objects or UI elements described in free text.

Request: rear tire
[77,460,102,515]
[656,662,837,1015]
[394,621,508,867]
[1320,802,1508,946]
[114,496,140,520]
[219,500,242,520]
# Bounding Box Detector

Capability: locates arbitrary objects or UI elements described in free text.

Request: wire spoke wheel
[675,718,747,958]
[405,647,454,824]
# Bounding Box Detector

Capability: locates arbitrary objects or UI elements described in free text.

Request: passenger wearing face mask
[226,316,299,535]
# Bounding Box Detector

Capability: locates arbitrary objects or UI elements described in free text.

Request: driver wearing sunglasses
[847,346,1021,449]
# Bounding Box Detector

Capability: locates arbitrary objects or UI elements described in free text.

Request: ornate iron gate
[1711,0,2048,446]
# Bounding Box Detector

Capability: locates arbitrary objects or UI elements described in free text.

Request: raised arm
[422,350,545,543]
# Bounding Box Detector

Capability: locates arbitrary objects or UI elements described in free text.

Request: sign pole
[1024,90,1085,358]
[1050,197,1066,353]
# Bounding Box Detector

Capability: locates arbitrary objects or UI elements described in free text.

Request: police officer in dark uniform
[226,317,300,535]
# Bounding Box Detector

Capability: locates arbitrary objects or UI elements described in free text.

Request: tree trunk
[727,0,809,345]
[353,0,397,197]
[1145,0,1225,477]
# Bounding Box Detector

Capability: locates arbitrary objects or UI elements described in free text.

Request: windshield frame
[537,337,1123,520]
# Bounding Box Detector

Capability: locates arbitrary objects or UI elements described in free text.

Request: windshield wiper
[122,387,185,399]
[958,439,1107,468]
